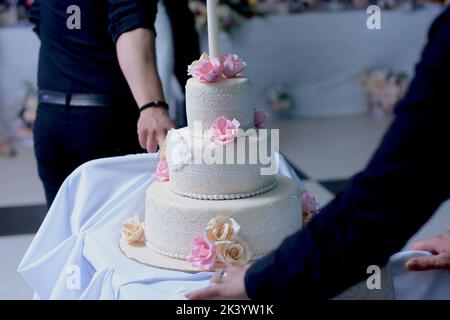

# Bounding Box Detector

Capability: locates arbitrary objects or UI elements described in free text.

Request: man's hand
[116,28,172,152]
[138,106,174,153]
[186,265,251,300]
[406,231,450,271]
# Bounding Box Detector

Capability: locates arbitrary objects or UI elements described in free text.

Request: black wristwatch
[139,100,169,113]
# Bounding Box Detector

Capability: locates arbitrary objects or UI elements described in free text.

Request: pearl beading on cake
[171,181,278,200]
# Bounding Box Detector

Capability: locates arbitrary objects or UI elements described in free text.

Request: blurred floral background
[0,0,448,158]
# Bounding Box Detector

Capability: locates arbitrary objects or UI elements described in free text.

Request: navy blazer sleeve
[245,7,450,300]
[29,0,41,38]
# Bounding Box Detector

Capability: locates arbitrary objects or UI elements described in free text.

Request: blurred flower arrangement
[188,0,264,34]
[417,0,450,5]
[187,0,448,34]
[234,0,444,15]
[0,0,34,27]
[11,81,38,142]
[266,84,293,115]
[0,136,16,157]
[360,69,409,115]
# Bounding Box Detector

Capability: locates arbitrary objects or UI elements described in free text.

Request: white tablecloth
[17,153,450,300]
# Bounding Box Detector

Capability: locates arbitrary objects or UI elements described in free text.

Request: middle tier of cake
[166,127,277,200]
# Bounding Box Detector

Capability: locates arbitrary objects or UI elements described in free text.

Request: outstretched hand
[406,231,450,271]
[186,265,251,300]
[137,106,174,153]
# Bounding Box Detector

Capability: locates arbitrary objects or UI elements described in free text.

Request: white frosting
[145,176,302,260]
[166,127,276,200]
[186,77,254,133]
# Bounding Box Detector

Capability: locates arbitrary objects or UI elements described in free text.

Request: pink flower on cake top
[187,53,222,83]
[155,160,169,181]
[253,108,268,128]
[187,53,247,83]
[187,236,217,271]
[210,116,241,145]
[220,54,247,78]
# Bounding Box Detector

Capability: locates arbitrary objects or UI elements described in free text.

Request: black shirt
[29,0,157,95]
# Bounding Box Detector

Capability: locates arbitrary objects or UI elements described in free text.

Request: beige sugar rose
[215,238,251,266]
[121,215,145,244]
[205,216,241,243]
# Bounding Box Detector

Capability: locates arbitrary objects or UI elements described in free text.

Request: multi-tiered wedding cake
[120,52,303,272]
[120,0,306,272]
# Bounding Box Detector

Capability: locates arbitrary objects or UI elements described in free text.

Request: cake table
[17,153,450,300]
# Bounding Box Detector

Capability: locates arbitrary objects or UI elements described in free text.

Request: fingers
[186,284,221,300]
[143,129,169,154]
[411,237,441,253]
[146,132,157,154]
[406,254,450,271]
[138,128,148,150]
[156,130,168,150]
[210,270,224,285]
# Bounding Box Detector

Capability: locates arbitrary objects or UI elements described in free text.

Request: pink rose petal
[188,53,222,83]
[187,236,216,271]
[220,54,247,78]
[210,116,241,145]
[301,191,317,213]
[155,160,169,181]
[253,108,268,128]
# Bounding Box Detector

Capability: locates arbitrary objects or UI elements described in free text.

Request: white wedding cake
[119,52,305,272]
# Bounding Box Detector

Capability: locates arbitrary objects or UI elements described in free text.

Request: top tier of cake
[185,77,255,134]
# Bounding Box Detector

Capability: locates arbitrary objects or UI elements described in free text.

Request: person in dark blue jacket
[187,6,450,300]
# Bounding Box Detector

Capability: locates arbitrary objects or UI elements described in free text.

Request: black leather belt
[38,90,113,107]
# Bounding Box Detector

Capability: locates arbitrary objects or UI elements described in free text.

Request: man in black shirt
[29,0,174,206]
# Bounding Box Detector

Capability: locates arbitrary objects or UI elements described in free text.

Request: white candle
[207,0,220,58]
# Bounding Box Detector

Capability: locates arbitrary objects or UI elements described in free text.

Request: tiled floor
[0,144,45,207]
[1,113,450,299]
[0,234,34,300]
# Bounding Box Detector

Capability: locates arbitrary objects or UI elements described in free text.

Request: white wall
[204,7,443,117]
[0,6,444,130]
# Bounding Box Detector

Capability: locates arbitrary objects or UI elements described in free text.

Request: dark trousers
[33,101,144,207]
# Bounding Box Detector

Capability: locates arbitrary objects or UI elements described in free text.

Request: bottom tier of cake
[144,175,302,263]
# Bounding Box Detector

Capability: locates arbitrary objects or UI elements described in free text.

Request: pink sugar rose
[155,160,169,181]
[187,236,216,271]
[220,54,247,78]
[301,191,317,214]
[253,108,268,128]
[210,116,241,145]
[188,53,222,83]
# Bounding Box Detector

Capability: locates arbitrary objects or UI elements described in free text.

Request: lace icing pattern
[145,192,301,260]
